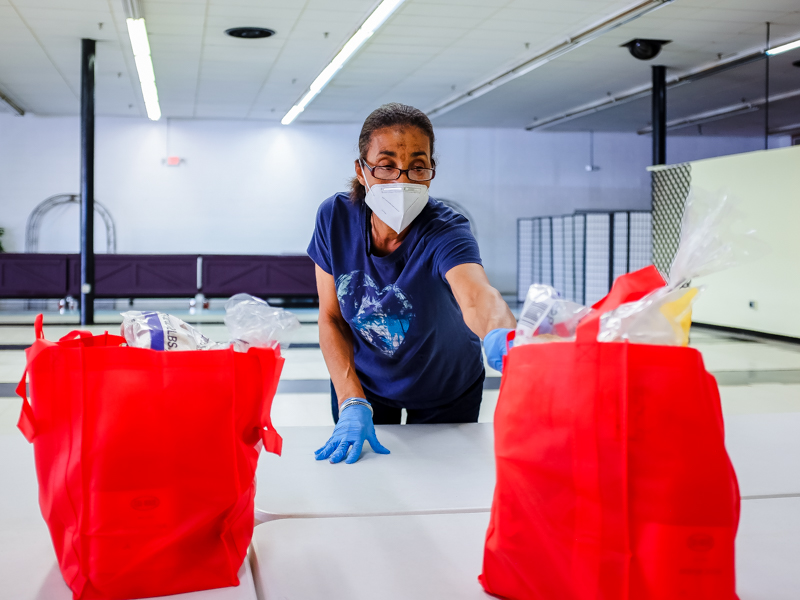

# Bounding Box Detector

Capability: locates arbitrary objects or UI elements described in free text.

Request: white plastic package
[224,293,301,351]
[121,311,223,351]
[121,294,301,352]
[515,284,591,345]
[598,188,766,346]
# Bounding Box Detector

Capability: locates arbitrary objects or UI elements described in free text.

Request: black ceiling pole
[765,22,770,150]
[80,38,96,325]
[652,65,667,165]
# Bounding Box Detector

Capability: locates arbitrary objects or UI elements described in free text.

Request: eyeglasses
[361,160,435,182]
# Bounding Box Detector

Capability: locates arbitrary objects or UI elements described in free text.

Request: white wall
[689,145,800,338]
[0,113,771,293]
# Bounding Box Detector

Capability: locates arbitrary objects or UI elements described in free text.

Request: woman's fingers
[345,440,365,464]
[314,438,337,460]
[329,439,352,464]
[367,430,391,455]
[316,422,389,465]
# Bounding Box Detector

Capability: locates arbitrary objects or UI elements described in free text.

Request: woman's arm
[445,263,516,339]
[315,265,365,405]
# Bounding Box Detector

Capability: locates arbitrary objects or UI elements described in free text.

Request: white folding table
[254,413,800,516]
[4,414,799,599]
[251,424,497,598]
[249,497,800,600]
[255,424,496,517]
[735,497,800,600]
[724,412,800,497]
[251,512,493,600]
[250,417,800,598]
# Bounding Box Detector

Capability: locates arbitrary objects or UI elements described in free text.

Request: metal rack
[25,193,117,254]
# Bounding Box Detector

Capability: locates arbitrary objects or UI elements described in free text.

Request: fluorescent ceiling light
[637,104,759,134]
[526,45,771,131]
[126,17,161,121]
[282,0,404,125]
[767,38,800,56]
[126,18,150,56]
[281,105,304,126]
[0,89,24,116]
[636,87,800,134]
[426,0,674,120]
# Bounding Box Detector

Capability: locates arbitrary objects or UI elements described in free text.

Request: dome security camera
[622,39,671,61]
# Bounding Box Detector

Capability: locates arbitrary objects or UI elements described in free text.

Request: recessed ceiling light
[225,27,275,39]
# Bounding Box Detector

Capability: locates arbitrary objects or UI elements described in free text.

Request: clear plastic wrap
[598,285,699,346]
[598,188,766,346]
[121,311,224,351]
[121,294,301,352]
[224,293,301,350]
[515,284,591,345]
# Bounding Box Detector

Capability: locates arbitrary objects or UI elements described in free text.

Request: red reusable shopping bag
[480,267,740,600]
[17,315,283,600]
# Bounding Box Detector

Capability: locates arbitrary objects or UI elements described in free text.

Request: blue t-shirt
[307,192,484,409]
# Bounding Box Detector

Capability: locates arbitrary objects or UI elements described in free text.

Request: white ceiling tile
[206,4,299,19]
[1,0,798,135]
[13,0,108,9]
[142,2,207,17]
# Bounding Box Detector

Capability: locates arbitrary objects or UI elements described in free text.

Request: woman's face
[355,126,434,189]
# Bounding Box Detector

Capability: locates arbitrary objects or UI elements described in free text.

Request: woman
[308,103,516,465]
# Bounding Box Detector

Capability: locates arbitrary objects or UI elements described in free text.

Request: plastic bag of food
[597,285,700,346]
[224,294,301,350]
[515,284,591,345]
[598,188,766,346]
[121,311,224,351]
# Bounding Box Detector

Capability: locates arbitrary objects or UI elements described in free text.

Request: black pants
[330,370,485,425]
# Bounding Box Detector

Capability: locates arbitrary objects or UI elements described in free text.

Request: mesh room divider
[651,163,692,276]
[517,210,653,306]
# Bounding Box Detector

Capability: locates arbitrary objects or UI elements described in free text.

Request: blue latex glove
[483,328,513,372]
[315,401,390,464]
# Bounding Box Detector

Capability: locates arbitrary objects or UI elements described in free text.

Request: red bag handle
[590,265,666,314]
[16,315,99,441]
[575,266,667,343]
[59,330,94,342]
[255,350,283,456]
[34,313,44,340]
[575,312,602,343]
[16,367,36,442]
[17,314,51,442]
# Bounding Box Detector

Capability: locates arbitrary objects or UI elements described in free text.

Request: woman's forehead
[368,126,430,156]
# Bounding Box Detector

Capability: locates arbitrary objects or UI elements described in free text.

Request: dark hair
[349,103,436,203]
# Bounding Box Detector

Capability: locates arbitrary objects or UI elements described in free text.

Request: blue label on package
[143,311,165,351]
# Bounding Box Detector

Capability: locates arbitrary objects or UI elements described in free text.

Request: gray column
[652,65,666,165]
[80,38,96,325]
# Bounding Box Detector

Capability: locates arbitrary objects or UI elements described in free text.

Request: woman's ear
[354,159,366,186]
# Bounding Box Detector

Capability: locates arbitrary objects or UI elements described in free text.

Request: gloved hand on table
[315,399,390,464]
[483,328,514,373]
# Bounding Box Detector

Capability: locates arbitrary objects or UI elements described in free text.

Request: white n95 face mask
[361,164,429,234]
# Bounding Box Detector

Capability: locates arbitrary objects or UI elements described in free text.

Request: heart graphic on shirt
[336,271,415,357]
